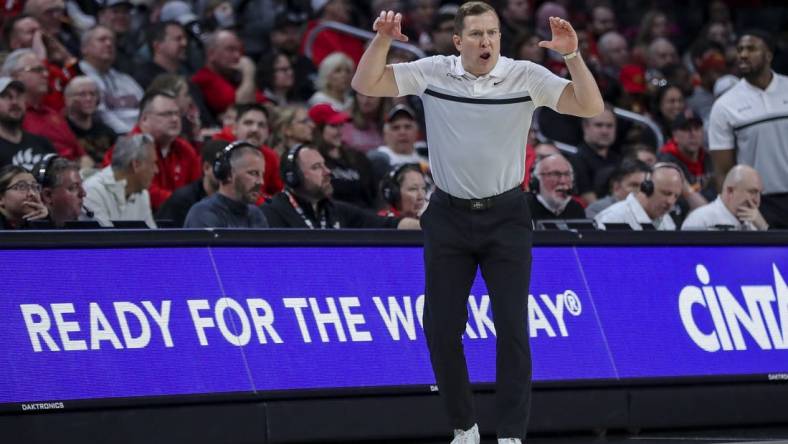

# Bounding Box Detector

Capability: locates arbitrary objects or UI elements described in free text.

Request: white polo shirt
[681,196,759,230]
[594,193,676,231]
[392,55,569,199]
[708,73,788,194]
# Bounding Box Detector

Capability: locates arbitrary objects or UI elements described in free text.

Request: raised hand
[538,16,578,56]
[373,10,409,42]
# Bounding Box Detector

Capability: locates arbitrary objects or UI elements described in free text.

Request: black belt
[434,187,522,211]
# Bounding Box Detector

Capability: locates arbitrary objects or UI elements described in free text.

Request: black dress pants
[421,187,533,440]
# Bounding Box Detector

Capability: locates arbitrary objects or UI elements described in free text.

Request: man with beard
[709,30,788,228]
[0,77,55,168]
[35,156,90,227]
[262,144,419,229]
[595,162,683,230]
[525,154,584,220]
[184,140,268,228]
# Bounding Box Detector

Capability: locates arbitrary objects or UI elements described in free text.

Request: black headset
[639,162,685,196]
[31,154,60,188]
[381,163,421,207]
[280,143,308,189]
[212,140,256,182]
[528,154,575,195]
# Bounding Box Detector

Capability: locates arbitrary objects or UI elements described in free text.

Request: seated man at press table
[184,141,268,228]
[525,153,585,221]
[262,144,419,229]
[595,163,683,230]
[682,164,768,231]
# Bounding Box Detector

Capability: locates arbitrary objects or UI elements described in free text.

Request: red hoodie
[103,127,202,211]
[213,127,284,203]
[659,139,707,179]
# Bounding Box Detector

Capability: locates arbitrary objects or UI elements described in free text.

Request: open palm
[538,16,578,55]
[373,10,409,42]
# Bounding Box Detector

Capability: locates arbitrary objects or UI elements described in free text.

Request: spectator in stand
[24,0,80,57]
[263,11,317,103]
[512,30,546,65]
[191,29,266,120]
[270,105,316,155]
[644,37,679,88]
[198,0,236,33]
[0,164,49,228]
[682,165,768,231]
[255,51,299,106]
[0,77,56,169]
[213,103,283,200]
[523,142,560,190]
[588,4,617,41]
[626,143,658,166]
[367,104,427,187]
[84,133,157,227]
[427,6,458,56]
[300,0,364,67]
[156,139,225,227]
[64,76,117,168]
[585,158,650,218]
[597,32,629,79]
[402,0,438,53]
[4,14,78,112]
[686,41,726,125]
[262,144,419,229]
[569,105,619,204]
[498,0,531,58]
[308,52,354,110]
[183,141,269,228]
[147,74,203,146]
[595,162,683,230]
[649,83,685,141]
[35,156,88,227]
[377,163,427,218]
[342,92,386,153]
[234,0,289,61]
[658,109,715,202]
[525,154,585,221]
[633,10,670,62]
[709,30,788,229]
[79,25,144,134]
[96,0,137,75]
[2,49,86,163]
[309,103,376,209]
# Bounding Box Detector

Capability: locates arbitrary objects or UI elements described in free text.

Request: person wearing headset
[377,163,428,218]
[594,162,684,230]
[183,140,268,228]
[261,143,419,229]
[33,155,90,228]
[525,153,585,221]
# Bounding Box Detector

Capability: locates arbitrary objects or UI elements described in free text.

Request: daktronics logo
[679,263,788,352]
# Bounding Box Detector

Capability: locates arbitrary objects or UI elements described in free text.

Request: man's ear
[453,34,462,52]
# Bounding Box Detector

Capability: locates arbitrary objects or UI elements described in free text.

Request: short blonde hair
[315,52,354,92]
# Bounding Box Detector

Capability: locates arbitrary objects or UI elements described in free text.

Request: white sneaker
[451,423,480,444]
[498,439,522,444]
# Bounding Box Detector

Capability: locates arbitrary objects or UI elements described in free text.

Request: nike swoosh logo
[494,80,504,86]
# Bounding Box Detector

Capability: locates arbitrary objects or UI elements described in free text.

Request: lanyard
[285,191,327,229]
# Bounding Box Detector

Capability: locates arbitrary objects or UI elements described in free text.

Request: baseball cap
[0,77,25,94]
[386,104,416,122]
[100,0,132,8]
[273,11,304,31]
[160,1,198,25]
[671,109,703,132]
[308,103,350,126]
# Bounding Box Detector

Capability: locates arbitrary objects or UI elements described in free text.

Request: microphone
[83,205,95,218]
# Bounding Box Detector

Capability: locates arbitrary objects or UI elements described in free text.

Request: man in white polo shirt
[352,3,603,443]
[682,164,768,231]
[595,163,683,231]
[708,30,788,228]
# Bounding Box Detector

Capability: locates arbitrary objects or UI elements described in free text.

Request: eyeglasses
[19,65,47,74]
[540,171,573,180]
[5,181,41,193]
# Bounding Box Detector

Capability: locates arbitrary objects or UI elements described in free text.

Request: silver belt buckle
[470,199,486,210]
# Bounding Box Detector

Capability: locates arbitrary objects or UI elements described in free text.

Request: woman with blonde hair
[308,51,354,111]
[270,105,316,155]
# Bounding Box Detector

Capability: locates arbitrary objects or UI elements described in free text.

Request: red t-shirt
[191,67,267,117]
[299,20,365,67]
[213,127,284,201]
[22,104,84,160]
[103,127,202,210]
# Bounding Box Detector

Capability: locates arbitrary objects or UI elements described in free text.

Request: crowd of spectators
[0,0,786,231]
